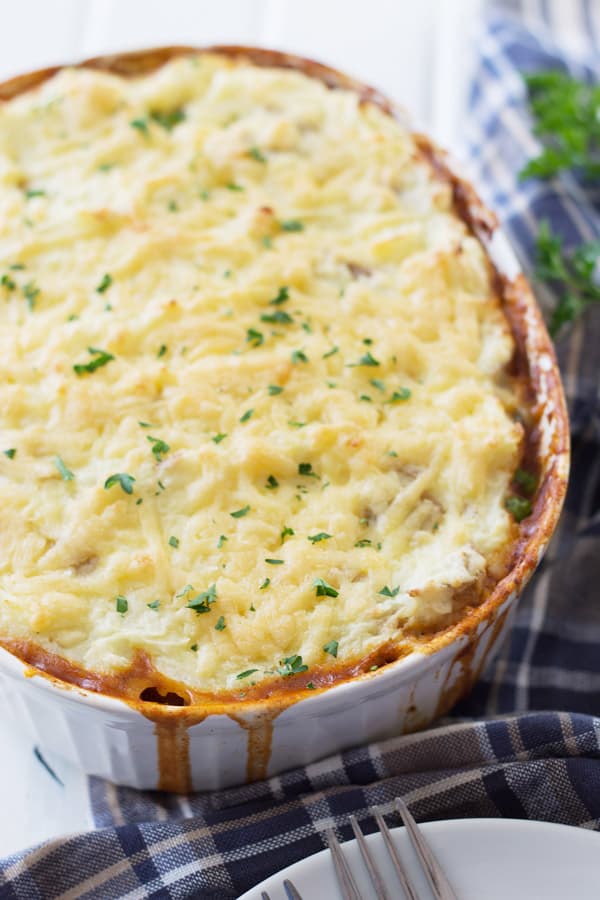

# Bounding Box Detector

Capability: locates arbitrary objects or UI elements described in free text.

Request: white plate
[238,817,600,899]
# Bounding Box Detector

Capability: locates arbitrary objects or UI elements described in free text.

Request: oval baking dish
[0,46,569,791]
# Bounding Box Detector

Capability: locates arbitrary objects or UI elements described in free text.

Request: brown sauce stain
[228,708,282,783]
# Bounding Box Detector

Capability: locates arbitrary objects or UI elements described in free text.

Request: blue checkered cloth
[2,2,600,897]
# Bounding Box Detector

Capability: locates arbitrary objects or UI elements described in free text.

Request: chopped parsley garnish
[147,435,170,461]
[355,539,372,547]
[323,640,339,658]
[3,449,16,459]
[298,462,318,478]
[1,274,15,290]
[23,282,39,310]
[239,408,254,423]
[281,526,294,541]
[215,615,226,631]
[260,310,294,324]
[265,558,284,565]
[379,585,400,597]
[176,584,194,598]
[249,602,256,611]
[291,349,308,364]
[308,532,332,543]
[534,220,600,335]
[515,468,537,496]
[25,189,46,199]
[104,472,135,495]
[260,578,270,590]
[54,456,74,481]
[236,669,259,680]
[9,264,25,271]
[348,351,380,367]
[270,286,289,305]
[186,583,217,614]
[323,345,339,359]
[73,347,115,376]
[116,595,128,614]
[212,433,227,444]
[130,117,149,134]
[360,395,372,402]
[313,578,339,598]
[246,328,264,347]
[157,344,167,358]
[288,420,306,428]
[248,146,267,163]
[262,236,273,249]
[268,384,284,395]
[265,475,279,489]
[278,655,308,676]
[230,505,250,518]
[138,421,155,428]
[147,599,160,610]
[150,107,186,131]
[389,388,411,403]
[370,379,386,392]
[190,644,198,652]
[280,219,304,232]
[168,200,179,213]
[306,682,316,690]
[519,71,600,181]
[226,182,244,192]
[506,496,532,522]
[96,273,112,294]
[98,163,114,172]
[217,534,227,548]
[168,536,179,548]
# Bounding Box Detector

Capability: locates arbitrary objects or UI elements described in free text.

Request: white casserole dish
[0,47,569,791]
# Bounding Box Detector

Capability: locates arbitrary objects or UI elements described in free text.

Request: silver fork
[261,878,304,899]
[326,798,459,900]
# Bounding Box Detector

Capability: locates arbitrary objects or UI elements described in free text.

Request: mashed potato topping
[0,54,524,693]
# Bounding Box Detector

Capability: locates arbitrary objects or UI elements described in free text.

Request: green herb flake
[379,585,400,597]
[370,379,386,392]
[239,408,254,423]
[147,599,160,610]
[355,539,372,547]
[215,615,226,631]
[130,117,149,135]
[323,640,339,658]
[515,468,537,496]
[278,654,308,676]
[168,535,179,548]
[288,420,306,428]
[1,274,16,290]
[268,384,284,395]
[150,108,186,131]
[270,286,289,305]
[230,505,250,518]
[259,578,270,590]
[360,395,372,402]
[280,219,304,232]
[291,349,308,365]
[157,344,167,358]
[226,182,244,192]
[348,350,380,367]
[246,328,264,347]
[248,146,267,163]
[116,595,128,615]
[389,388,411,403]
[260,309,294,324]
[96,273,112,294]
[190,643,198,652]
[186,583,217,614]
[212,433,228,444]
[306,682,316,690]
[23,281,39,310]
[308,532,331,543]
[262,235,273,249]
[236,668,259,680]
[313,578,339,598]
[25,189,46,199]
[265,474,279,490]
[104,472,136,495]
[3,448,16,459]
[298,462,318,479]
[147,435,170,461]
[73,347,115,376]
[323,345,339,359]
[265,558,284,565]
[506,496,533,523]
[54,456,74,481]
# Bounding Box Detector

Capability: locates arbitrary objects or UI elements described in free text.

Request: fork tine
[283,878,304,900]
[349,815,390,900]
[394,798,459,900]
[260,893,271,900]
[326,828,363,900]
[373,808,420,900]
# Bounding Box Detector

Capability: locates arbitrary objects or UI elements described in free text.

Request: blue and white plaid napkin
[2,2,600,897]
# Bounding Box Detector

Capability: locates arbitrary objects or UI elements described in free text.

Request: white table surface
[0,0,482,859]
